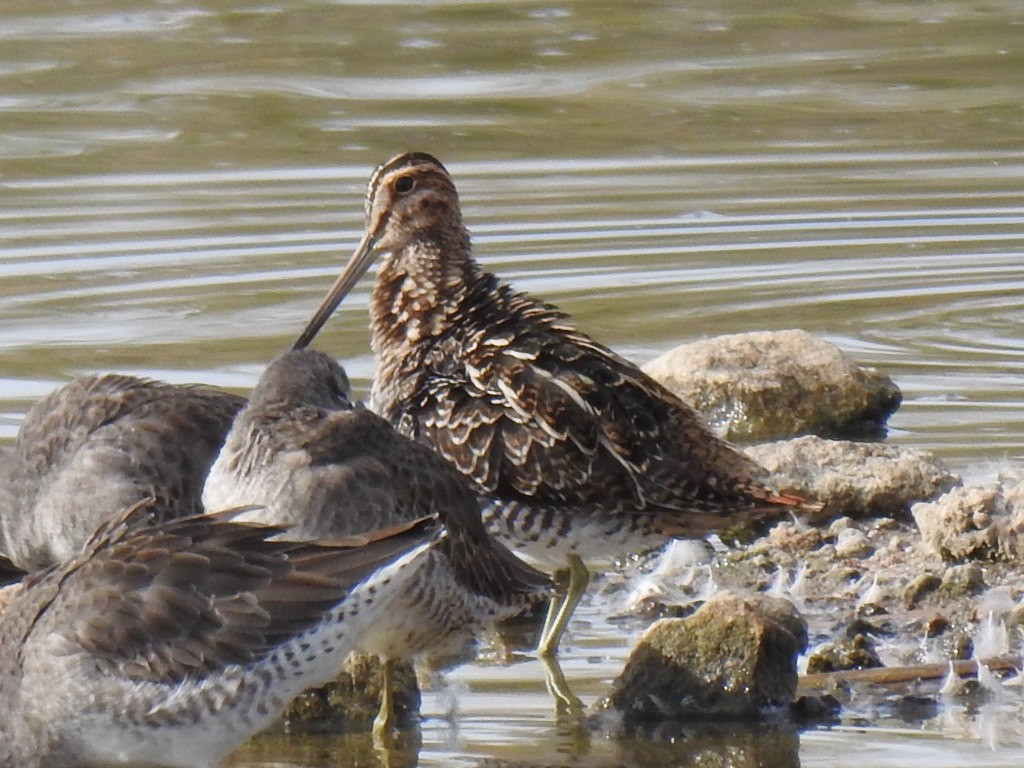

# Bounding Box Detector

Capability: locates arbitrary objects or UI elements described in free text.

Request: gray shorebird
[0,374,244,570]
[0,497,438,768]
[293,152,815,658]
[202,348,550,736]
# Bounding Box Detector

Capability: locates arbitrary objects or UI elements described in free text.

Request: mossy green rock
[805,633,883,674]
[596,591,807,721]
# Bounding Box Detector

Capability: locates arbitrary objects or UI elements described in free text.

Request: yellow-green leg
[538,568,569,653]
[372,657,395,743]
[537,554,590,658]
[542,655,584,717]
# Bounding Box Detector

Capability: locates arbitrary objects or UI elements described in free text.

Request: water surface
[2,1,1023,766]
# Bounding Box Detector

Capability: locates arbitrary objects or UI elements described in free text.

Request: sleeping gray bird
[0,374,244,570]
[0,497,439,768]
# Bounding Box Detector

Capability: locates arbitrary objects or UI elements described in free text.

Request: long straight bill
[294,230,379,350]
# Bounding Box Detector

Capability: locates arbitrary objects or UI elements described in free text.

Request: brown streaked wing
[409,315,783,518]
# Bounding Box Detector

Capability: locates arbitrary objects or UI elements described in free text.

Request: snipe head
[295,152,470,350]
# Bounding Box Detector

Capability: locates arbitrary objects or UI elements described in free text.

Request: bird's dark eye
[394,176,416,195]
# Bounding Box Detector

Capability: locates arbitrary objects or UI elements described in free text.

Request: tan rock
[746,436,958,520]
[913,480,1024,562]
[642,330,901,441]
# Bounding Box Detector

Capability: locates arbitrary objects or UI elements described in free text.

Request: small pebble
[904,572,942,607]
[835,528,874,559]
[925,614,949,638]
[871,517,899,532]
[805,633,883,674]
[828,516,856,537]
[940,563,986,597]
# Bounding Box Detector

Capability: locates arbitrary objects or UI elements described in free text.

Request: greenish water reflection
[2,1,1024,766]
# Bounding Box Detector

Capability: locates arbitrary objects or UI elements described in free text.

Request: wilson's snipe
[0,374,244,570]
[294,152,814,657]
[202,348,550,735]
[0,497,437,768]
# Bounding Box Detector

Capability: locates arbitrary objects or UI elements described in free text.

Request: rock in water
[805,633,883,674]
[642,330,901,441]
[281,654,420,733]
[596,591,807,721]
